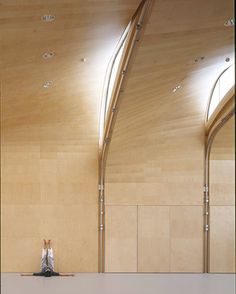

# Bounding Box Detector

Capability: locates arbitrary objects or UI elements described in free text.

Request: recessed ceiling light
[224,19,234,27]
[194,56,205,62]
[42,52,54,59]
[225,57,230,62]
[43,81,53,88]
[172,85,181,92]
[41,15,56,22]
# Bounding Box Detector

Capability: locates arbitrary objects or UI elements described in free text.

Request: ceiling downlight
[41,15,56,22]
[172,85,181,93]
[42,52,54,59]
[224,19,234,27]
[43,81,53,88]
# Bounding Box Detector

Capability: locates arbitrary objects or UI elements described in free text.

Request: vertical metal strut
[98,0,153,273]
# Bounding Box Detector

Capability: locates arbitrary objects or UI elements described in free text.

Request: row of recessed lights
[42,15,56,22]
[41,15,234,26]
[41,15,55,88]
[41,14,86,89]
[224,19,234,27]
[172,56,232,93]
[41,15,234,91]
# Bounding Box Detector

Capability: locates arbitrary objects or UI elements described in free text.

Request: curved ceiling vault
[1,0,234,273]
[106,0,234,200]
[1,0,141,273]
[104,0,234,273]
[1,0,141,142]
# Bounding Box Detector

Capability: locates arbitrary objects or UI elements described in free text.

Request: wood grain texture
[209,206,235,273]
[138,206,203,273]
[170,206,203,272]
[209,116,235,273]
[1,0,141,272]
[105,0,234,272]
[105,206,137,272]
[138,206,170,272]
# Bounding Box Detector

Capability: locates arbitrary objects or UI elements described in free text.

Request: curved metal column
[203,107,235,272]
[98,0,153,273]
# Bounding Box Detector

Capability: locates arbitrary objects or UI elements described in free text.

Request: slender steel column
[203,108,235,272]
[98,0,153,273]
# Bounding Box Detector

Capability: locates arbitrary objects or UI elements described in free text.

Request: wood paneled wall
[209,116,235,273]
[1,142,99,272]
[1,0,140,272]
[1,0,234,273]
[105,0,234,272]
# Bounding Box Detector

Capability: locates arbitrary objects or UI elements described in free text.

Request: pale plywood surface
[1,0,141,272]
[106,0,234,206]
[209,206,235,273]
[170,206,203,272]
[209,116,235,273]
[105,206,137,272]
[1,141,99,273]
[105,0,234,272]
[1,203,98,272]
[210,117,235,206]
[1,1,140,135]
[1,0,235,274]
[138,206,203,272]
[209,160,235,205]
[138,206,170,272]
[1,143,99,272]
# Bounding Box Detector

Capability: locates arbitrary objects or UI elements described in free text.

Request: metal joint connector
[136,23,142,30]
[204,195,209,203]
[100,224,104,231]
[98,184,104,191]
[203,185,209,193]
[205,224,209,231]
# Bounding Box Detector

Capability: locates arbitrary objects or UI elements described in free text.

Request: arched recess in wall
[98,0,153,273]
[204,64,235,273]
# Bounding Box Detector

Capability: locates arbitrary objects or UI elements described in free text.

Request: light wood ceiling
[1,0,141,142]
[104,0,234,273]
[1,0,234,141]
[108,0,234,149]
[105,0,234,194]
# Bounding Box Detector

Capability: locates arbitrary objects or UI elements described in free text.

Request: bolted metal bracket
[205,225,209,231]
[42,52,54,59]
[204,195,209,203]
[136,23,142,30]
[99,224,104,231]
[203,185,209,193]
[98,184,104,191]
[204,185,209,203]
